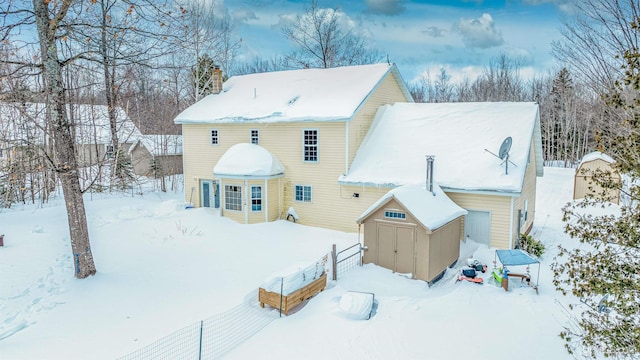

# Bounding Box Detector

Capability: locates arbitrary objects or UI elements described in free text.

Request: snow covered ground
[1,168,587,359]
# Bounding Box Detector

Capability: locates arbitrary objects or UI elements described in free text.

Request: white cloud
[364,0,405,15]
[422,26,446,38]
[231,8,257,23]
[275,7,360,35]
[454,13,504,49]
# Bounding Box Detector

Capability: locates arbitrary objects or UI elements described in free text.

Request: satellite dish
[498,136,512,160]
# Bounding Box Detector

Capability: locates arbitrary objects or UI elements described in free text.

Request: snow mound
[338,291,374,320]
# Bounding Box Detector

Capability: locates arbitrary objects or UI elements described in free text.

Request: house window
[524,199,529,221]
[251,185,262,212]
[210,129,219,145]
[250,129,259,145]
[224,185,242,211]
[295,185,312,202]
[106,145,114,158]
[384,210,406,220]
[303,129,318,162]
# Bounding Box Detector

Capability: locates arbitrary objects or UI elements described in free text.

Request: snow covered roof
[340,102,542,194]
[214,143,285,177]
[357,184,467,230]
[174,63,411,124]
[130,135,183,156]
[580,151,615,165]
[0,102,141,145]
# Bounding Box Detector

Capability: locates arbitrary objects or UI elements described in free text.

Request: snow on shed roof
[174,63,409,124]
[340,102,542,193]
[214,143,284,177]
[0,102,141,145]
[357,184,467,230]
[131,135,183,156]
[580,151,615,165]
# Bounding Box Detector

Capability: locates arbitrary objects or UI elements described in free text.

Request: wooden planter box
[259,273,327,315]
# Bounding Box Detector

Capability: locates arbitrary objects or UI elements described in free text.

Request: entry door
[213,181,220,208]
[464,211,491,246]
[201,180,214,208]
[376,223,415,274]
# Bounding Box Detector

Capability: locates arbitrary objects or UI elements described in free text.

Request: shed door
[377,223,395,270]
[464,211,491,246]
[376,222,415,274]
[396,226,415,274]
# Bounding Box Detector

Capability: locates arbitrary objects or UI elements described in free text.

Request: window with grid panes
[251,186,262,211]
[224,185,242,211]
[303,129,318,162]
[295,185,312,202]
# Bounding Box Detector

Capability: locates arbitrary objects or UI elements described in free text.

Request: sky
[222,0,570,83]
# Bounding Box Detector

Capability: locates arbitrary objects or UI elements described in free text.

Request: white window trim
[250,129,259,145]
[294,184,312,202]
[210,129,219,146]
[302,128,318,163]
[224,184,242,212]
[251,185,262,212]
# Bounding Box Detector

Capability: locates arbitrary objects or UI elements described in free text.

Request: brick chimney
[212,65,223,95]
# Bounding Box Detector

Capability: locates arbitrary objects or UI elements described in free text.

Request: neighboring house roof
[580,151,615,165]
[213,143,284,177]
[0,102,141,145]
[130,135,183,156]
[174,63,412,124]
[340,102,543,194]
[357,184,468,230]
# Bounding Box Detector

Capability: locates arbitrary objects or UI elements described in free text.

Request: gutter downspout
[244,179,249,224]
[345,122,349,175]
[508,196,514,249]
[265,178,268,222]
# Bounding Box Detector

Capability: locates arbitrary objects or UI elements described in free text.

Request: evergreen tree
[552,24,640,359]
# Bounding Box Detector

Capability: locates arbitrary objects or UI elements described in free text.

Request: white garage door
[464,211,491,246]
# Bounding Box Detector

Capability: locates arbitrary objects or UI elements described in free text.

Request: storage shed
[573,151,620,204]
[357,184,467,283]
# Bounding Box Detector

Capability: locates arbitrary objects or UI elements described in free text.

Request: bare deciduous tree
[281,0,382,69]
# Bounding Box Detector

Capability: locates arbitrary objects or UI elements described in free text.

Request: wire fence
[117,290,279,360]
[117,249,346,360]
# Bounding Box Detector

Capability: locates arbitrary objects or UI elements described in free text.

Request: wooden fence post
[332,244,337,281]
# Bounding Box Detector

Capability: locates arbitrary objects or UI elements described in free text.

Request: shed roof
[0,102,141,145]
[580,151,615,165]
[340,102,543,194]
[130,135,183,156]
[174,63,411,124]
[214,143,284,177]
[357,184,467,231]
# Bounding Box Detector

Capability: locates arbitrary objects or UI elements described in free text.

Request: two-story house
[175,63,543,253]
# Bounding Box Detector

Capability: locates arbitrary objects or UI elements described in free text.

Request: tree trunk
[33,0,96,279]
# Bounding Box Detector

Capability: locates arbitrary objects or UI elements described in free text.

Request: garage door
[376,222,415,274]
[464,211,491,246]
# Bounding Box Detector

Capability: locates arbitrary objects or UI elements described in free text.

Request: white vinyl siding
[303,129,318,162]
